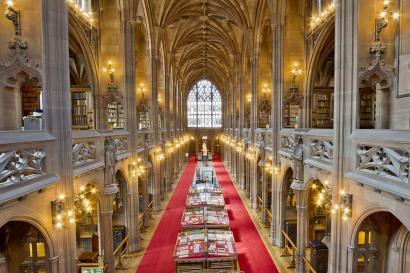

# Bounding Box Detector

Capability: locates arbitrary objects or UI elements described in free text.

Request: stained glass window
[187,80,222,128]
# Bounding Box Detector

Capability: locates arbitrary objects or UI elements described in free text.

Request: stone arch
[0,216,55,257]
[349,210,410,273]
[305,17,335,128]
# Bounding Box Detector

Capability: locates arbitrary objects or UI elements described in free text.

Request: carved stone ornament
[311,139,334,162]
[0,50,41,88]
[357,145,409,184]
[359,42,395,89]
[104,139,119,194]
[72,142,97,166]
[0,149,46,186]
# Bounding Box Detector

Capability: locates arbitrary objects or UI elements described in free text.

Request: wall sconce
[331,190,353,221]
[375,0,399,43]
[103,61,115,83]
[155,148,165,161]
[290,64,303,85]
[51,193,75,228]
[262,85,270,98]
[5,0,28,50]
[130,157,146,177]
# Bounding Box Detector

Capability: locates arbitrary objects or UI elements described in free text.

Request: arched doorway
[112,170,129,251]
[307,179,331,244]
[0,221,51,273]
[352,211,410,273]
[75,184,100,257]
[282,168,297,244]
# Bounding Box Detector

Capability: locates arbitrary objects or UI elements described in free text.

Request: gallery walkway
[136,156,279,273]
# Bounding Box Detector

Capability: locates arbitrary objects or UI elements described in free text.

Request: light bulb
[340,190,346,196]
[69,218,75,224]
[80,186,85,191]
[59,193,65,200]
[56,222,63,228]
[393,12,399,19]
[91,188,97,194]
[67,210,73,217]
[56,214,62,220]
[342,215,348,221]
[6,0,13,7]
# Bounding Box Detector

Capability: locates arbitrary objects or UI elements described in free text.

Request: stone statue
[292,136,304,182]
[104,139,116,186]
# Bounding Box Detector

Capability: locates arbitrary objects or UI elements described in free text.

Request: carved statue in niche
[104,139,116,187]
[292,135,304,182]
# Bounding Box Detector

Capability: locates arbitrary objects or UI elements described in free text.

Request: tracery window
[187,80,222,128]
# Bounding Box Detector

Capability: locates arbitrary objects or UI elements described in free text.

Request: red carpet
[213,156,279,273]
[136,156,197,273]
[136,156,279,273]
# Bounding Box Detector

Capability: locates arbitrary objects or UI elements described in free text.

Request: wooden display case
[283,86,303,128]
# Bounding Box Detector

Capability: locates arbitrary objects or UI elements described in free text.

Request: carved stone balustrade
[1,149,46,186]
[347,130,410,201]
[0,131,58,204]
[72,130,130,177]
[279,129,296,159]
[304,129,334,172]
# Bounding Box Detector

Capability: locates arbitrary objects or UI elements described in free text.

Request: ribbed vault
[158,0,253,93]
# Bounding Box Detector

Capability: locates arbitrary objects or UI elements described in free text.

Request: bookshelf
[283,103,300,128]
[71,89,90,129]
[359,87,375,129]
[21,87,41,116]
[312,88,333,128]
[107,101,125,129]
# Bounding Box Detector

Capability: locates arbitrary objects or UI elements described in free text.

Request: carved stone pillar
[259,157,268,223]
[100,193,116,273]
[250,54,259,209]
[293,183,307,273]
[48,256,59,273]
[150,48,161,211]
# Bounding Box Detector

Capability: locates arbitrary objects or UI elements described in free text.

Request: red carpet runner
[136,156,279,273]
[136,156,198,273]
[213,156,279,273]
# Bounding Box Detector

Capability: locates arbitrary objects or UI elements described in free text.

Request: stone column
[100,194,115,273]
[122,13,140,252]
[239,73,245,189]
[331,0,356,272]
[259,157,268,223]
[48,256,59,273]
[150,46,161,211]
[250,54,259,209]
[140,173,150,228]
[293,184,307,273]
[41,0,76,271]
[270,21,284,246]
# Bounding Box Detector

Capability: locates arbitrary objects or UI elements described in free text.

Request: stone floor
[115,162,294,273]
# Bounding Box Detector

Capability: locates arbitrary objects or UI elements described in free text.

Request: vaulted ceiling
[140,0,270,94]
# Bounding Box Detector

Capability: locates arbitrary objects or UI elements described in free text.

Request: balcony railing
[346,130,410,201]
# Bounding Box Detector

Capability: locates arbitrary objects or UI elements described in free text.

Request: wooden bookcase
[283,103,300,128]
[107,101,125,129]
[312,88,334,128]
[21,87,41,116]
[359,87,375,129]
[71,88,92,130]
